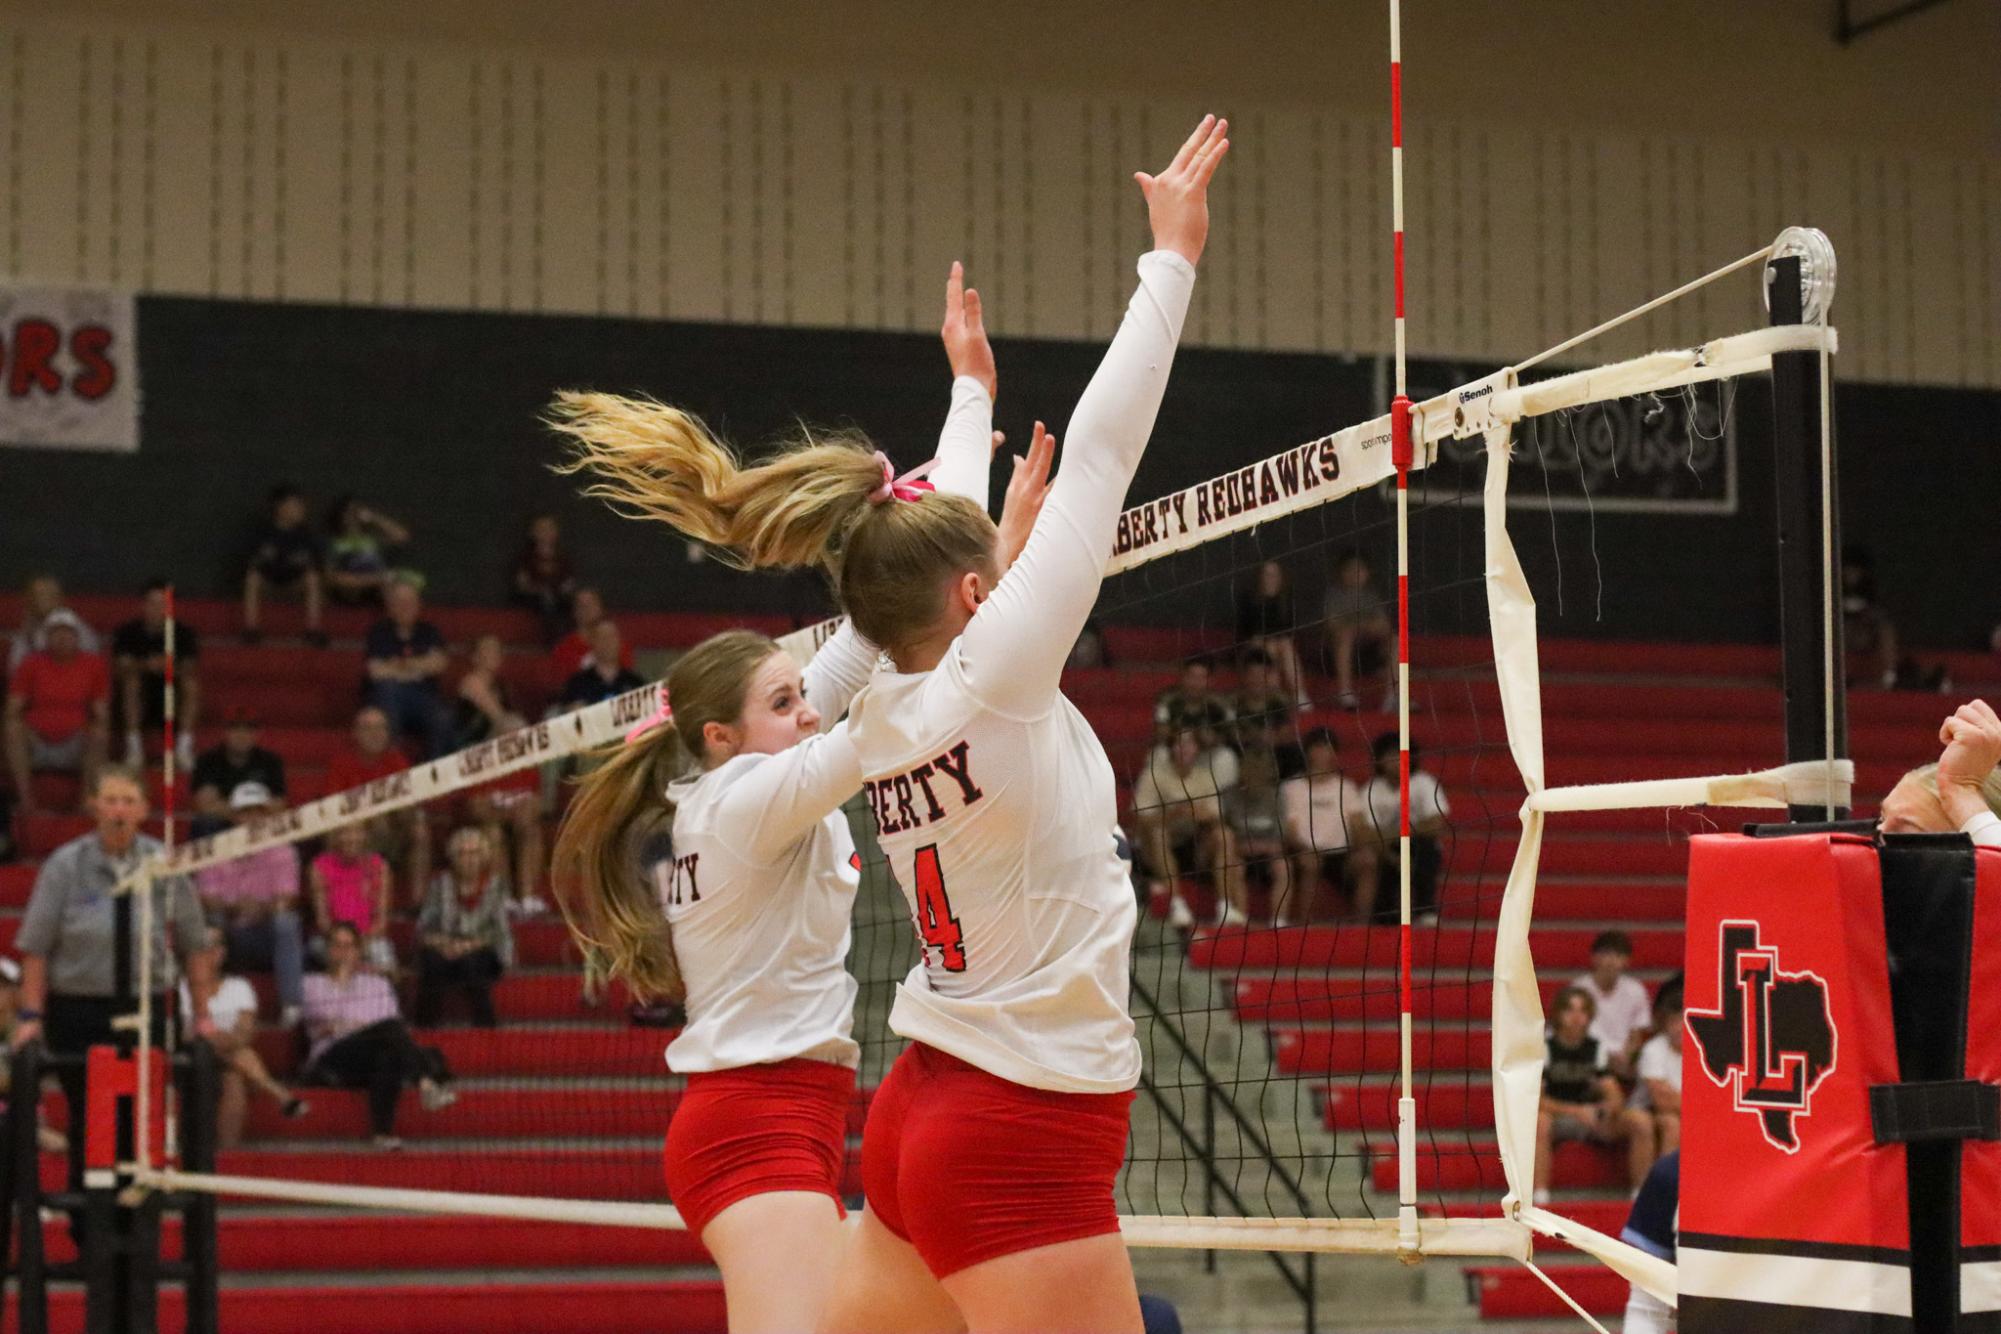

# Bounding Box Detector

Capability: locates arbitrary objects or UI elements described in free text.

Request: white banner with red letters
[0,283,139,452]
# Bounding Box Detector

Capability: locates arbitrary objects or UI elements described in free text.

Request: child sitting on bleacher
[309,823,396,972]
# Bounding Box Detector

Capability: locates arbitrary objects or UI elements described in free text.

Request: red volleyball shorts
[662,1057,856,1237]
[861,1042,1136,1278]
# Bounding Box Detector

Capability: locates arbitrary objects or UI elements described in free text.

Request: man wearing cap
[7,575,100,674]
[194,782,307,1027]
[191,708,287,836]
[4,609,110,813]
[12,765,214,1197]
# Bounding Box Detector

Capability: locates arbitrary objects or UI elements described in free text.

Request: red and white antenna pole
[1389,0,1421,1263]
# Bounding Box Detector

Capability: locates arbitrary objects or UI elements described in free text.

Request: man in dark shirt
[242,485,327,646]
[560,620,646,709]
[1534,985,1632,1205]
[364,578,453,760]
[112,580,201,771]
[191,708,288,835]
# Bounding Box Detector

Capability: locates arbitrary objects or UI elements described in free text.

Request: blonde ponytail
[548,392,885,571]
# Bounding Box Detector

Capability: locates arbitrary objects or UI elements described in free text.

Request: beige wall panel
[402,50,469,312]
[527,57,601,318]
[1259,106,1318,355]
[1017,88,1086,345]
[14,27,83,286]
[778,73,842,330]
[662,67,723,324]
[277,41,340,305]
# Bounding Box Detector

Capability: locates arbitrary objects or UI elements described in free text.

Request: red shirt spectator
[550,586,635,680]
[323,705,411,794]
[11,617,110,741]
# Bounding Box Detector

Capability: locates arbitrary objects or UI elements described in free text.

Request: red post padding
[84,1044,169,1176]
[1679,832,1913,1333]
[1964,851,2001,1325]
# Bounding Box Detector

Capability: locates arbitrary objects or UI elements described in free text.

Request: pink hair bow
[869,451,941,505]
[625,689,674,744]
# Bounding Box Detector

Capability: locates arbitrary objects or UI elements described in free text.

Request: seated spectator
[323,705,430,903]
[559,620,646,710]
[0,956,71,1175]
[1152,657,1238,789]
[1353,732,1449,923]
[455,634,525,749]
[550,587,635,682]
[191,707,288,834]
[415,827,516,1027]
[241,484,327,646]
[1282,728,1370,923]
[1842,545,1945,692]
[1236,559,1306,708]
[299,923,457,1150]
[5,610,110,813]
[324,495,414,606]
[511,514,578,644]
[8,574,100,674]
[112,579,201,770]
[1570,930,1652,1080]
[1232,648,1295,744]
[1619,1152,1679,1334]
[181,928,307,1149]
[309,823,396,972]
[1534,986,1638,1205]
[194,782,308,1027]
[364,577,453,760]
[1627,981,1683,1178]
[1224,744,1291,926]
[1322,549,1394,710]
[1880,698,2001,844]
[1066,619,1111,670]
[1131,730,1238,930]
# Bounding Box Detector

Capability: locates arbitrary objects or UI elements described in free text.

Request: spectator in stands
[454,633,525,749]
[1066,619,1111,670]
[364,577,453,760]
[415,826,515,1027]
[1626,981,1683,1178]
[1152,658,1238,789]
[325,495,415,607]
[1880,698,2001,845]
[1224,741,1291,926]
[11,766,214,1196]
[1570,930,1652,1080]
[1534,986,1637,1206]
[5,610,110,813]
[1283,728,1368,923]
[1619,1152,1679,1334]
[1843,545,1946,692]
[1236,559,1306,709]
[1354,732,1449,923]
[550,586,635,682]
[8,574,100,674]
[511,514,578,644]
[1131,729,1238,930]
[194,782,307,1028]
[309,823,396,972]
[191,707,288,835]
[112,579,200,771]
[1232,648,1295,746]
[1323,549,1394,711]
[324,705,430,903]
[241,484,327,646]
[182,928,307,1149]
[559,619,646,710]
[299,922,457,1150]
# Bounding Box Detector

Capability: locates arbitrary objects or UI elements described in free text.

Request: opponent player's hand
[940,261,998,402]
[1937,698,2001,827]
[995,420,1057,576]
[1135,114,1230,267]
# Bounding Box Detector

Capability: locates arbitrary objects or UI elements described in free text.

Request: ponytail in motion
[550,629,780,1001]
[548,392,999,654]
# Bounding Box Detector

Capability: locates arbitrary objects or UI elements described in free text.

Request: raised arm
[957,116,1227,715]
[928,261,998,510]
[709,723,864,866]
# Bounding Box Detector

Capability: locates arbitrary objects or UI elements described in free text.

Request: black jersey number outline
[911,844,967,973]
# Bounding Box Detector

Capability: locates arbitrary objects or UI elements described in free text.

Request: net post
[1765,250,1848,820]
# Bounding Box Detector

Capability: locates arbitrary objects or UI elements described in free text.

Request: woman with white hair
[1879,699,2001,843]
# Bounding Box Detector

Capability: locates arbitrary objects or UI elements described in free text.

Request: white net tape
[116,309,1837,1297]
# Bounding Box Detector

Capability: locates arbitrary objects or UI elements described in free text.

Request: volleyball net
[83,234,1842,1318]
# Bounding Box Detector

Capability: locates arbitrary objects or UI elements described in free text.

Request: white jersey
[846,250,1197,1094]
[656,376,996,1074]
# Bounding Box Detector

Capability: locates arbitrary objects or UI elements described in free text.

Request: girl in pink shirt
[310,823,395,970]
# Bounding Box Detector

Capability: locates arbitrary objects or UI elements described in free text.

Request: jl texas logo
[1685,920,1839,1153]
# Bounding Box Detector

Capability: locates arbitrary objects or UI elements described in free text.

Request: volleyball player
[552,113,1227,1334]
[547,262,1048,1334]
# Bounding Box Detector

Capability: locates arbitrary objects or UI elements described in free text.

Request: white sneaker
[372,1134,405,1151]
[419,1078,458,1112]
[1166,895,1196,930]
[175,732,195,770]
[515,894,549,918]
[123,733,144,768]
[278,1005,302,1029]
[1214,901,1250,928]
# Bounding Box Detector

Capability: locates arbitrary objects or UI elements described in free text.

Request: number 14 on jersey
[911,844,967,973]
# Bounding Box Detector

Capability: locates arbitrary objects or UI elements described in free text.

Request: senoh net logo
[1686,920,1838,1153]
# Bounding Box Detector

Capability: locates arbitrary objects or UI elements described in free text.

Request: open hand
[1134,115,1230,267]
[940,261,998,401]
[995,421,1058,575]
